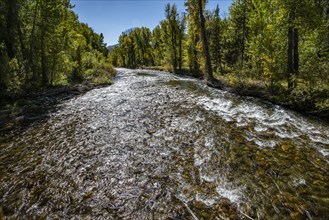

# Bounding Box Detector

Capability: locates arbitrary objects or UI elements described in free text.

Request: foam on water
[1,68,328,219]
[196,95,329,153]
[216,185,243,205]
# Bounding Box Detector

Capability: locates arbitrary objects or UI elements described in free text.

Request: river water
[0,68,328,219]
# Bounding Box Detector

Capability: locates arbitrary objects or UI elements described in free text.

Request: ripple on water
[196,95,329,150]
[0,68,328,219]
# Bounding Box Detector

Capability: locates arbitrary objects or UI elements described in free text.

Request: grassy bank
[0,68,116,132]
[1,66,116,103]
[139,66,329,121]
[214,72,329,120]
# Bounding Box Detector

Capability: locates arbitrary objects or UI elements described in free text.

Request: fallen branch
[239,210,255,220]
[182,202,199,220]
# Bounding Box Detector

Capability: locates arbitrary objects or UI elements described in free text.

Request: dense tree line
[110,0,329,111]
[0,0,113,96]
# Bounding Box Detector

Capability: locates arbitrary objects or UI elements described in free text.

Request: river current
[0,68,328,219]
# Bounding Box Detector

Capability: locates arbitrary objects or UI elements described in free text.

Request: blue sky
[71,0,232,46]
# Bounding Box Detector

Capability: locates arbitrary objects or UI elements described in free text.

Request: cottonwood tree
[0,0,112,94]
[186,0,214,81]
[161,4,180,73]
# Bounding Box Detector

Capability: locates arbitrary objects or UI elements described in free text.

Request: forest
[1,1,329,219]
[0,0,114,99]
[110,0,329,116]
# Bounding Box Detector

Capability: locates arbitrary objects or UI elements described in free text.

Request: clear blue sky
[71,0,232,46]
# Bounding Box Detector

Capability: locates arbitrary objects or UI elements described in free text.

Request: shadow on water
[0,68,328,219]
[135,72,157,77]
[0,86,100,134]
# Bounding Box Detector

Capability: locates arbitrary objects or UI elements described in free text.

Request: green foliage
[110,27,154,68]
[110,4,186,73]
[220,0,329,111]
[0,0,113,95]
[152,25,164,66]
[209,5,222,73]
[161,3,182,72]
[83,50,115,84]
[186,0,202,75]
[109,0,328,112]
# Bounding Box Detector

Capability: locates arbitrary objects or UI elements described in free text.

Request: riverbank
[216,75,329,121]
[140,66,329,122]
[0,79,114,132]
[1,68,328,219]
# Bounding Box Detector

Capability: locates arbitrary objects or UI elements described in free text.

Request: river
[0,68,328,219]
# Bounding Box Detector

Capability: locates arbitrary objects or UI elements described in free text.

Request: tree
[178,13,187,72]
[152,25,164,66]
[107,0,329,113]
[162,3,180,73]
[186,0,214,81]
[0,0,113,95]
[119,33,135,68]
[131,27,152,66]
[228,0,249,69]
[274,0,325,90]
[186,0,201,76]
[209,5,222,73]
[5,0,20,59]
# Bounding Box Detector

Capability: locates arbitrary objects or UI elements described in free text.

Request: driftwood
[182,201,199,220]
[239,210,255,220]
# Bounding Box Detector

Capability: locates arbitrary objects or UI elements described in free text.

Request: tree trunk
[193,35,199,76]
[40,2,48,86]
[293,27,299,78]
[198,0,213,81]
[219,46,222,73]
[178,34,182,72]
[17,21,27,61]
[287,10,294,91]
[29,0,39,84]
[241,14,245,69]
[41,30,47,86]
[50,55,56,85]
[6,0,16,59]
[171,27,177,73]
[17,20,30,81]
[287,26,293,90]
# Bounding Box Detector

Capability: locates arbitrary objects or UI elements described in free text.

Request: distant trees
[1,0,326,106]
[161,3,187,73]
[111,27,153,68]
[110,3,187,73]
[152,25,164,66]
[110,0,329,109]
[0,0,112,96]
[132,27,152,66]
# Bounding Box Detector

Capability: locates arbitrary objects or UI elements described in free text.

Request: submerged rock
[0,68,328,219]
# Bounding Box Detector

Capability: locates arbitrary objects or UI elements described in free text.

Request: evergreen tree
[209,5,222,73]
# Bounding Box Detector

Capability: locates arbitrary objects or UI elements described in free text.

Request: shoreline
[1,67,328,132]
[0,82,112,132]
[140,66,329,122]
